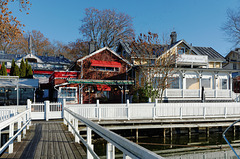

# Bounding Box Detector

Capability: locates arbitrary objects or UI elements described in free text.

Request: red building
[51,47,134,104]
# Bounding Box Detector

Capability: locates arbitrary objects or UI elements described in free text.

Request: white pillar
[27,99,31,127]
[9,123,14,153]
[97,100,101,121]
[74,118,79,143]
[106,143,115,159]
[44,100,50,121]
[17,119,21,142]
[87,127,94,159]
[23,116,26,137]
[63,99,66,124]
[127,99,130,120]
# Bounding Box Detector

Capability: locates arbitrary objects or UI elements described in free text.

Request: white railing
[29,100,62,120]
[67,100,240,120]
[63,105,163,159]
[0,107,31,154]
[0,106,25,121]
[163,89,232,98]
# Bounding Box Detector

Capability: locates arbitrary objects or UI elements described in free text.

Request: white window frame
[59,87,78,103]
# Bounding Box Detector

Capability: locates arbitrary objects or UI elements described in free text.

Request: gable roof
[193,47,225,62]
[77,47,132,66]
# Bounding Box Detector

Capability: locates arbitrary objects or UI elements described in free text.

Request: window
[201,78,211,89]
[168,77,179,89]
[178,47,185,54]
[92,66,120,72]
[220,79,227,89]
[233,63,237,70]
[60,87,77,103]
[186,78,199,89]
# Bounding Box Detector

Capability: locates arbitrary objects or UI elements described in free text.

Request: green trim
[68,79,134,85]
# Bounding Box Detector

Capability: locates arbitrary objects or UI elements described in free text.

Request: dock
[0,121,86,159]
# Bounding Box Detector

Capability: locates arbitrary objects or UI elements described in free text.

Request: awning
[68,79,134,85]
[91,60,121,68]
[96,85,111,91]
[0,78,39,88]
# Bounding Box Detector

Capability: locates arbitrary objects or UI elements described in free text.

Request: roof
[77,47,132,66]
[91,60,122,68]
[193,47,225,62]
[117,41,167,59]
[0,53,71,64]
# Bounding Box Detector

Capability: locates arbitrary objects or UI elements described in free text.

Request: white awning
[0,78,39,88]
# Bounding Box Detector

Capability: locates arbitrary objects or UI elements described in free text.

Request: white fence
[64,107,162,159]
[67,100,240,121]
[29,100,62,120]
[0,107,31,154]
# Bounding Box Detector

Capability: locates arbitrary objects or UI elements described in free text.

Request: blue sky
[9,0,240,56]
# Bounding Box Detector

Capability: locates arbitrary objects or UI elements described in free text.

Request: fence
[63,106,162,159]
[67,100,240,121]
[29,99,62,120]
[0,107,31,154]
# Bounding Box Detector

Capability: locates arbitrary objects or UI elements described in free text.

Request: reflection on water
[93,127,240,158]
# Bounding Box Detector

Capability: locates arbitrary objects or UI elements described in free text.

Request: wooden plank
[41,123,48,159]
[57,123,75,159]
[48,123,55,159]
[55,123,68,159]
[34,124,43,159]
[61,124,83,159]
[52,123,61,159]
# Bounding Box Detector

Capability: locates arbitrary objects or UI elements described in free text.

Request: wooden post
[136,128,139,144]
[97,100,100,121]
[27,99,31,126]
[188,128,191,140]
[9,123,14,153]
[74,118,79,143]
[44,100,50,121]
[106,143,115,159]
[23,116,26,137]
[63,99,66,124]
[170,128,173,148]
[87,126,94,159]
[206,127,209,138]
[17,119,21,142]
[163,128,166,144]
[127,99,130,120]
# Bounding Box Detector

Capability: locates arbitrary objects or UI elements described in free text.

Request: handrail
[0,118,31,154]
[64,107,163,159]
[223,119,240,159]
[0,109,31,154]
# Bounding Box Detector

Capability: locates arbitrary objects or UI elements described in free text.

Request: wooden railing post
[97,100,101,121]
[127,99,130,120]
[87,126,94,159]
[23,116,26,137]
[180,107,183,119]
[63,99,66,124]
[224,107,227,118]
[203,107,206,119]
[153,99,157,120]
[9,123,14,153]
[27,99,31,127]
[44,100,50,121]
[74,118,79,143]
[17,119,21,142]
[106,143,115,159]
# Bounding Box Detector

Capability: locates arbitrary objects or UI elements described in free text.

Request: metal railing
[63,105,163,159]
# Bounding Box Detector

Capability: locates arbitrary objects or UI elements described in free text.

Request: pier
[0,99,240,158]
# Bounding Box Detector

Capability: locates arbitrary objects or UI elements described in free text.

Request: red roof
[91,60,121,68]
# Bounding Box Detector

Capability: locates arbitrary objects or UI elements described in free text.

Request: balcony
[176,54,208,66]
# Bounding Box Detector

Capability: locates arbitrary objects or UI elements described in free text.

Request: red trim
[96,85,111,91]
[33,70,54,74]
[91,60,121,68]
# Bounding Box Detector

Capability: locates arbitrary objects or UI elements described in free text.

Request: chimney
[89,40,96,54]
[170,31,177,45]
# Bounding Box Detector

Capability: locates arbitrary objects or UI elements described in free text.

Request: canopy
[91,60,121,68]
[0,78,39,88]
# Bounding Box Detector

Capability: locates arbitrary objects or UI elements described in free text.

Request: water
[92,127,240,159]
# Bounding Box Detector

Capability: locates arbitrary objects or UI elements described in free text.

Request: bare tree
[222,8,240,46]
[79,7,135,50]
[131,32,177,102]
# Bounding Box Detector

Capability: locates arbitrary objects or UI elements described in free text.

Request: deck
[0,121,86,159]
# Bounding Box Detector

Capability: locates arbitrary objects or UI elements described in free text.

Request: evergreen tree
[20,59,26,78]
[10,59,15,76]
[13,64,20,76]
[26,64,33,78]
[0,63,7,76]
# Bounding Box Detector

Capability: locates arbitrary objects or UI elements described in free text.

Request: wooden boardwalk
[0,121,86,159]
